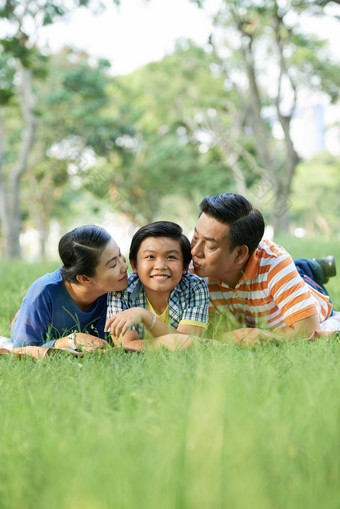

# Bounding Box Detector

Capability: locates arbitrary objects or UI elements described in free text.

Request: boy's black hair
[129,221,191,268]
[59,225,111,283]
[199,193,265,255]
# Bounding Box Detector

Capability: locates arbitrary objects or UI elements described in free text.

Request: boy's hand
[105,308,151,338]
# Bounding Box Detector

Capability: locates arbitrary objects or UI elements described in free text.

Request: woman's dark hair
[129,221,191,269]
[199,193,265,255]
[59,225,112,283]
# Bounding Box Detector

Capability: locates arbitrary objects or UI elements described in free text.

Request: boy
[105,221,208,349]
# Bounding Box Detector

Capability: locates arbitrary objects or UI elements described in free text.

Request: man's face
[191,213,239,284]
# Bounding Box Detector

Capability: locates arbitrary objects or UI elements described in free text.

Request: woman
[11,225,128,352]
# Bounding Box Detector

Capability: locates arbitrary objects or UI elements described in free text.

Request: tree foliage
[189,0,340,231]
[83,40,261,226]
[0,0,120,258]
[290,153,340,235]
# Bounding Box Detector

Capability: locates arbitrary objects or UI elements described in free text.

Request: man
[191,193,337,343]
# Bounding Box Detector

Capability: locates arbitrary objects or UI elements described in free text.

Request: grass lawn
[1,236,339,509]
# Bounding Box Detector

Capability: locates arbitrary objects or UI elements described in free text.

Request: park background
[1,2,340,509]
[0,0,339,261]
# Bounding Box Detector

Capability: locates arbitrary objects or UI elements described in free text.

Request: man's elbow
[292,313,320,336]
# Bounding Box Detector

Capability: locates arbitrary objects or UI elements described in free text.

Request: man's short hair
[199,193,265,255]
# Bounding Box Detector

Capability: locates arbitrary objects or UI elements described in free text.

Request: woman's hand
[54,332,110,352]
[105,307,151,338]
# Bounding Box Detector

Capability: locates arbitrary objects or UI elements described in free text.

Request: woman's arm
[54,332,110,351]
[11,294,51,347]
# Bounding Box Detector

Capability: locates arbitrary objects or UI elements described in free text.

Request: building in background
[291,95,340,159]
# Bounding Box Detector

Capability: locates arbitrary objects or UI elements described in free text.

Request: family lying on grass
[2,193,339,359]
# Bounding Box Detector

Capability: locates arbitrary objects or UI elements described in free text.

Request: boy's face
[131,237,186,297]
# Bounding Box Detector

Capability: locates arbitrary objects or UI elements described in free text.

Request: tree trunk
[1,186,22,259]
[0,65,37,259]
[0,114,7,255]
[235,11,301,233]
[240,37,277,186]
[0,116,20,258]
[272,184,290,232]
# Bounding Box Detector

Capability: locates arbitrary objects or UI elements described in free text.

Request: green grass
[1,236,340,509]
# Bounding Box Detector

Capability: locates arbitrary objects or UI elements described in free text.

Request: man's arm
[279,313,320,338]
[263,251,322,342]
[225,313,321,346]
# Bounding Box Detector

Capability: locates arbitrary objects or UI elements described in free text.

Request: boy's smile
[131,236,186,305]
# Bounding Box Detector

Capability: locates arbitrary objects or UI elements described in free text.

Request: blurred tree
[190,0,340,231]
[83,41,261,225]
[0,0,120,259]
[22,49,134,257]
[289,152,340,235]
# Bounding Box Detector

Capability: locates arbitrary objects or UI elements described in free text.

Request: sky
[2,0,337,76]
[36,0,339,77]
[39,0,221,75]
[37,0,339,158]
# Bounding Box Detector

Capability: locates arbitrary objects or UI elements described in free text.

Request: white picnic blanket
[320,311,340,331]
[0,336,13,350]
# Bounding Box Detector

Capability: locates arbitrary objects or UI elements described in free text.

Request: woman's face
[90,239,128,294]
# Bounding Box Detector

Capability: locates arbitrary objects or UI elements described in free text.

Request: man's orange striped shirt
[208,239,332,329]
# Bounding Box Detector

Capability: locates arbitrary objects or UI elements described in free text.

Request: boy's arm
[105,276,209,342]
[105,307,171,338]
[105,307,208,340]
[177,276,209,337]
[176,323,206,337]
[110,333,197,352]
[105,290,142,345]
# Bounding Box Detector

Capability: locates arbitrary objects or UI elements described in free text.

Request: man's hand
[223,313,322,346]
[223,328,283,346]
